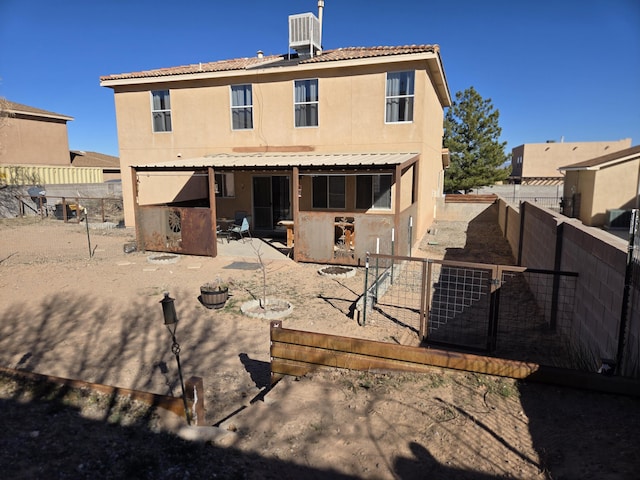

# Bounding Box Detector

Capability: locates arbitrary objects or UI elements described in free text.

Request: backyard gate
[361,254,579,370]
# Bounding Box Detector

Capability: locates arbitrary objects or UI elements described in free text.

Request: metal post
[390,228,395,285]
[84,208,92,258]
[409,216,413,257]
[160,293,191,425]
[374,238,380,302]
[362,253,369,326]
[616,208,638,375]
[167,324,191,425]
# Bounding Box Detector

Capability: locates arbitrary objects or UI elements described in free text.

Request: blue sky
[1,0,638,157]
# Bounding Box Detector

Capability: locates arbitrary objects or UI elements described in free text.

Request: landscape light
[159,292,190,425]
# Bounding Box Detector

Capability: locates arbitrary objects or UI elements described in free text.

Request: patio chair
[227,216,251,242]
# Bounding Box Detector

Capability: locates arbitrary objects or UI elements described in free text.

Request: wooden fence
[269,321,640,396]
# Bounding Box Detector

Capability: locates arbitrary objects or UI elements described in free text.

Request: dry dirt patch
[1,217,639,479]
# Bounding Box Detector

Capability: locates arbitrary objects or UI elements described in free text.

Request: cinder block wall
[519,203,562,270]
[435,197,494,222]
[496,199,521,262]
[560,222,630,371]
[517,202,635,375]
[445,197,638,377]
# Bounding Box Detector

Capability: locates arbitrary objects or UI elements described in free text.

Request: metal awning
[133,152,419,170]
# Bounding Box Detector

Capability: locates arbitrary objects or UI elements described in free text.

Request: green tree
[443,86,508,193]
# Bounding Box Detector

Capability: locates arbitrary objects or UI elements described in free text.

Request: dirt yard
[1,216,639,479]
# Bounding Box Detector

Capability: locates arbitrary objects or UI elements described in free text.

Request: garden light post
[160,292,191,425]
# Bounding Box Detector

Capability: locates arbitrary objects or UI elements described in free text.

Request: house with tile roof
[100,11,451,264]
[0,100,74,168]
[70,150,121,181]
[559,145,640,227]
[0,100,112,185]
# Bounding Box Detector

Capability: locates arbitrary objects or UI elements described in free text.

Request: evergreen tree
[443,87,508,193]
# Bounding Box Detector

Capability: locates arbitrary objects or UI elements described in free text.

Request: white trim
[229,84,254,131]
[293,78,319,128]
[384,70,415,124]
[150,89,172,133]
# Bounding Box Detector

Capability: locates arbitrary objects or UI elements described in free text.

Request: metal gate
[361,254,579,368]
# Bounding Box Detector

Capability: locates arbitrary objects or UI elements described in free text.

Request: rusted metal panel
[138,205,214,256]
[295,211,336,263]
[295,211,394,266]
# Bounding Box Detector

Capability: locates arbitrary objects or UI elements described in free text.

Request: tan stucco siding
[415,74,445,237]
[0,116,71,167]
[517,139,632,180]
[113,60,445,226]
[590,160,640,226]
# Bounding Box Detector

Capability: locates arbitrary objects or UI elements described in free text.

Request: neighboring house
[0,100,104,185]
[559,145,640,227]
[510,138,632,185]
[100,12,451,265]
[70,150,121,182]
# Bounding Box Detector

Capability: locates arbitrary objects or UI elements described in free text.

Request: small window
[151,90,172,132]
[385,71,414,123]
[215,172,235,197]
[294,79,318,127]
[231,85,253,129]
[312,175,345,209]
[356,174,392,210]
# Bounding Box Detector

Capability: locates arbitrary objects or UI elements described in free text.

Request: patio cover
[132,152,419,170]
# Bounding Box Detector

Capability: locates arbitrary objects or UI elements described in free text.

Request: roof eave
[101,51,451,107]
[9,108,74,122]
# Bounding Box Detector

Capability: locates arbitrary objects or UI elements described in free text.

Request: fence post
[420,259,429,341]
[390,228,395,285]
[408,216,413,257]
[374,238,380,301]
[549,222,564,331]
[616,209,639,375]
[517,202,526,266]
[362,252,370,326]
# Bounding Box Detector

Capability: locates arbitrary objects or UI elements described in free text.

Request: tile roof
[70,150,120,169]
[100,45,440,81]
[559,145,640,170]
[3,100,73,121]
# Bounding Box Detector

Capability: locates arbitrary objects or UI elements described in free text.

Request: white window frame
[385,71,415,124]
[230,84,253,130]
[214,172,235,198]
[294,78,319,128]
[151,90,172,132]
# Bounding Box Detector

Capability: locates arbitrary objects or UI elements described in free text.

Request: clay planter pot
[200,285,229,309]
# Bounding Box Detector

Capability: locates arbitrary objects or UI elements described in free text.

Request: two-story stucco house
[100,13,451,265]
[509,138,632,185]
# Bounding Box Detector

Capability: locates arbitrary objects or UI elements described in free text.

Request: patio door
[252,175,291,231]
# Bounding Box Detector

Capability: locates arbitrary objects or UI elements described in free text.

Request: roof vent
[289,12,321,58]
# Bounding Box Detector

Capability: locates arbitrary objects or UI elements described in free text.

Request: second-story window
[231,85,253,130]
[151,90,172,132]
[385,71,414,123]
[294,79,318,127]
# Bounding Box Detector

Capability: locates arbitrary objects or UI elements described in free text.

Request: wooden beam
[269,323,640,396]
